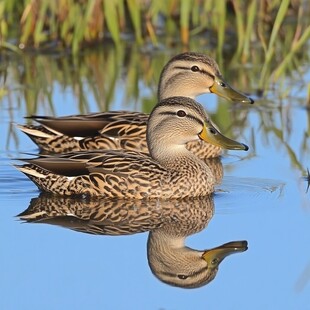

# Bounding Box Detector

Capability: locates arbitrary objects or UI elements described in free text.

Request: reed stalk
[0,0,309,94]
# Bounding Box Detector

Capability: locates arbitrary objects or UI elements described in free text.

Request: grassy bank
[0,0,309,90]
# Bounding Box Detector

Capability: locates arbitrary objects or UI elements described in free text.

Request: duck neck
[158,78,197,100]
[149,142,204,170]
[153,146,214,190]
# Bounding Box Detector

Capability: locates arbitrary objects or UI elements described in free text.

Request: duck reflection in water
[18,190,247,289]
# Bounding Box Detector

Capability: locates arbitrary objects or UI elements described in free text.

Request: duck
[18,194,248,288]
[148,231,247,288]
[18,52,253,158]
[15,96,248,199]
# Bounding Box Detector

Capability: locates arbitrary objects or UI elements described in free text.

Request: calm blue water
[1,49,309,310]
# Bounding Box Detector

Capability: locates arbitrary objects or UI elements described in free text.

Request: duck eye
[177,110,186,117]
[220,82,226,87]
[177,274,188,280]
[209,127,217,134]
[191,65,200,72]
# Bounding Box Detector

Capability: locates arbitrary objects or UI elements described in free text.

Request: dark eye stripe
[200,69,214,79]
[158,111,204,127]
[158,264,207,279]
[174,66,215,79]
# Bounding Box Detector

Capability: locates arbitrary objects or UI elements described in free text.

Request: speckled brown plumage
[16,97,248,199]
[18,194,215,236]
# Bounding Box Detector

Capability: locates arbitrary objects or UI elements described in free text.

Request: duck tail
[14,164,76,196]
[16,124,81,153]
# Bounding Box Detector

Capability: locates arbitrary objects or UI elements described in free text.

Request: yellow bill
[210,75,254,104]
[199,121,249,151]
[202,241,248,270]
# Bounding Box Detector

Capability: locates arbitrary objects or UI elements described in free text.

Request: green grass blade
[127,0,143,44]
[272,25,310,82]
[259,0,290,89]
[104,0,120,44]
[231,0,245,62]
[215,0,226,60]
[180,0,193,45]
[242,0,257,62]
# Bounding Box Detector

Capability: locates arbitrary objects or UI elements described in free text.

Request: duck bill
[199,123,249,151]
[210,76,254,104]
[202,241,248,269]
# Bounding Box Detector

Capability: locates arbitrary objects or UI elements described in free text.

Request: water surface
[1,46,309,310]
